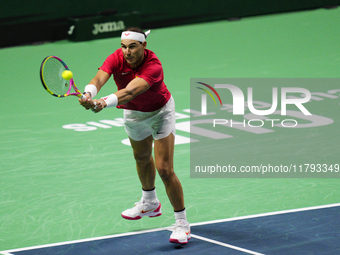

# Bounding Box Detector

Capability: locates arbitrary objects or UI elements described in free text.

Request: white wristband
[84,84,98,98]
[102,94,118,108]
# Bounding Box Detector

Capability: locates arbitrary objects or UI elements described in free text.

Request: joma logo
[92,21,125,35]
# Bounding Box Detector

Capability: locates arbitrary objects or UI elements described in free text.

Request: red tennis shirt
[99,48,171,112]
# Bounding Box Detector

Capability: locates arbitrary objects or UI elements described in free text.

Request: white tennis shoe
[169,220,191,244]
[121,197,162,220]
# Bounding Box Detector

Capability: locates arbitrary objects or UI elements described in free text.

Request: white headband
[121,30,151,42]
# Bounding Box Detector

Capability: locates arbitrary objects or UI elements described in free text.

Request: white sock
[142,188,157,202]
[174,209,187,222]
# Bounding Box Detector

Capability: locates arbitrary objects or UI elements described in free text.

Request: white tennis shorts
[123,96,176,141]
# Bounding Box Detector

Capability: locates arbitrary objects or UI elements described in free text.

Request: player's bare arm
[92,77,150,113]
[115,77,150,105]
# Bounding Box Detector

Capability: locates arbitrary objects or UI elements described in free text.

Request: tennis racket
[40,56,85,99]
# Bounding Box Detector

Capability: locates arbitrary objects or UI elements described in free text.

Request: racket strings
[42,58,69,96]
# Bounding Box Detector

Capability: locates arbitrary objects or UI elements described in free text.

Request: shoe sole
[169,235,191,244]
[121,213,162,220]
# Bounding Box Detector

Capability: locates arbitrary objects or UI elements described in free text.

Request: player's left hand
[91,99,107,113]
[79,93,95,110]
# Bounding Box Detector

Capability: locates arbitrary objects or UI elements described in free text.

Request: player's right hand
[91,99,107,113]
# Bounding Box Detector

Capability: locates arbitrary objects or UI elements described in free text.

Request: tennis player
[79,27,190,244]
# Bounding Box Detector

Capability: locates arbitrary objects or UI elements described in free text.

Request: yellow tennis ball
[62,70,73,80]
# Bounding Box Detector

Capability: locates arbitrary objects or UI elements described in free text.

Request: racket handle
[80,94,86,100]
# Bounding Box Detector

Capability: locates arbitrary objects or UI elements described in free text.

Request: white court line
[1,202,339,254]
[189,202,340,227]
[191,234,265,255]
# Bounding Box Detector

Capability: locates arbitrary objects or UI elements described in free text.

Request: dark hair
[124,27,146,43]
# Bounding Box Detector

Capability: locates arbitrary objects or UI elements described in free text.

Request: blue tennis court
[1,204,339,255]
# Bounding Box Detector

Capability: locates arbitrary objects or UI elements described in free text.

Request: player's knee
[133,151,152,164]
[157,163,174,182]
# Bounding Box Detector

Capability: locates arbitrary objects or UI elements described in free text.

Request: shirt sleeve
[138,60,163,87]
[99,50,120,75]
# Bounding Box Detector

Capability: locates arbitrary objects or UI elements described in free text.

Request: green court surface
[1,8,340,252]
